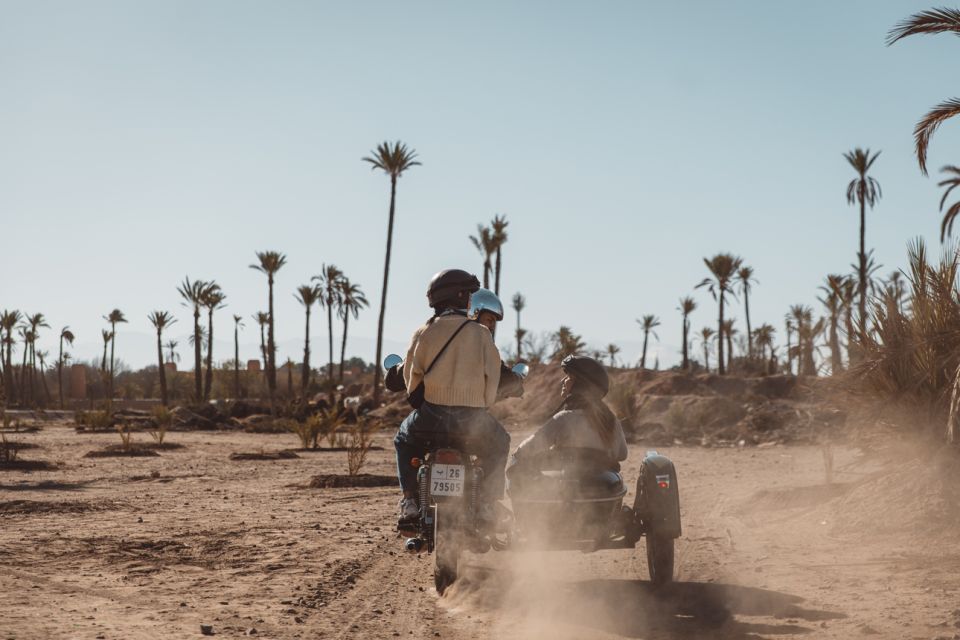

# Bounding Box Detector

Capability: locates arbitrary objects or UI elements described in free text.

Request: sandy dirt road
[1,423,958,639]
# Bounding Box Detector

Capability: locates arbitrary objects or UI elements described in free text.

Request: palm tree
[313,264,344,384]
[251,251,287,407]
[100,329,112,378]
[888,9,960,175]
[201,283,226,401]
[606,343,621,368]
[252,312,269,370]
[819,275,845,374]
[338,278,369,383]
[678,297,697,370]
[36,350,51,404]
[700,327,716,373]
[148,311,176,406]
[295,283,321,394]
[178,277,208,402]
[165,340,179,364]
[20,327,33,404]
[26,313,49,404]
[232,315,243,399]
[103,309,126,398]
[737,266,756,358]
[936,165,960,240]
[363,141,421,401]
[788,305,810,376]
[57,326,75,408]
[469,224,497,289]
[754,324,776,374]
[844,148,882,341]
[491,214,509,296]
[637,315,660,369]
[550,326,586,361]
[697,253,743,375]
[2,310,22,402]
[512,293,526,360]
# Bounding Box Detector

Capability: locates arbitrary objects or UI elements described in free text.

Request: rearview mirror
[383,354,403,370]
[511,362,530,379]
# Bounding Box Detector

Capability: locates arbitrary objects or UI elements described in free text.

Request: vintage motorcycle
[384,354,682,594]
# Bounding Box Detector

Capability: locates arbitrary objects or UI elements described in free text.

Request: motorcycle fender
[638,453,681,538]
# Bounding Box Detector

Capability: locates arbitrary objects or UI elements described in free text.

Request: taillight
[658,481,669,489]
[656,475,670,489]
[435,449,463,464]
[410,457,421,468]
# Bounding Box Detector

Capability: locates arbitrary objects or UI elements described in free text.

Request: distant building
[69,364,86,399]
[247,360,261,372]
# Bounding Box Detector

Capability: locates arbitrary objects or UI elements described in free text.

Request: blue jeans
[394,401,510,501]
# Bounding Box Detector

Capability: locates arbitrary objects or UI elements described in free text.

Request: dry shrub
[346,420,373,476]
[0,432,18,463]
[116,423,133,452]
[289,415,322,449]
[150,406,173,445]
[607,382,639,430]
[77,409,114,431]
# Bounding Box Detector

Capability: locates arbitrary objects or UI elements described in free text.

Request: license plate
[430,464,465,497]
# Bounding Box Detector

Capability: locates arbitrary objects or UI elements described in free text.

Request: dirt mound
[229,450,299,461]
[84,447,160,458]
[0,499,114,515]
[0,459,58,471]
[308,474,395,488]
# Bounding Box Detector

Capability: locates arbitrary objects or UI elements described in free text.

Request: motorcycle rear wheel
[433,506,459,595]
[645,532,674,585]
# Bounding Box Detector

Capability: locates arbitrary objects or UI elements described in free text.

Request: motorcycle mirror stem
[383,353,404,370]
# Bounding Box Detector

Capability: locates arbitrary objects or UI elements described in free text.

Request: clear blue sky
[3,0,958,369]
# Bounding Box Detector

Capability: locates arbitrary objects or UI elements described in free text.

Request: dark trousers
[394,401,510,501]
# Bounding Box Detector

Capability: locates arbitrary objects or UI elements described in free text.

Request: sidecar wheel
[646,532,674,585]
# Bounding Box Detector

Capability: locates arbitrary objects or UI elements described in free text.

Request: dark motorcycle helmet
[427,269,481,308]
[561,355,609,397]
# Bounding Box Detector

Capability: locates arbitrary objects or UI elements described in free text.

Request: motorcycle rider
[393,270,511,523]
[506,355,627,492]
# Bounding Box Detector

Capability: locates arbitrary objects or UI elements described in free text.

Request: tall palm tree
[313,264,344,384]
[363,140,421,402]
[678,296,696,370]
[491,214,509,296]
[148,311,176,406]
[700,327,716,373]
[165,340,179,364]
[844,148,882,341]
[469,224,497,289]
[788,304,810,376]
[512,293,526,360]
[201,283,226,401]
[20,327,33,404]
[57,326,75,408]
[338,278,369,383]
[637,315,660,369]
[722,318,737,371]
[737,266,756,358]
[819,275,845,374]
[252,312,269,369]
[178,277,208,402]
[295,283,321,394]
[606,343,621,368]
[697,253,743,375]
[103,309,126,398]
[251,251,287,407]
[232,314,243,399]
[888,9,960,175]
[36,350,51,404]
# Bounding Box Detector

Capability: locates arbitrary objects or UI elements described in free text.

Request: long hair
[560,386,617,446]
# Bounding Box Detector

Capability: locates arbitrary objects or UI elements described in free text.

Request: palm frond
[887,8,960,45]
[914,98,960,175]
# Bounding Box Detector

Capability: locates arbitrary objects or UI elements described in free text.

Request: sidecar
[507,449,681,584]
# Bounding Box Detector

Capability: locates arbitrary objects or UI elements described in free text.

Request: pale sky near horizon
[3,1,960,371]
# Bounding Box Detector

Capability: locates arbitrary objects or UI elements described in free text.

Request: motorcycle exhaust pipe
[404,537,425,553]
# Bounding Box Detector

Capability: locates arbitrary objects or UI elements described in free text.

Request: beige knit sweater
[403,314,501,408]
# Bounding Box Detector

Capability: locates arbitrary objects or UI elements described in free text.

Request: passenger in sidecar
[506,355,628,541]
